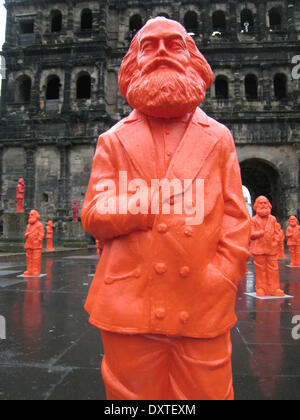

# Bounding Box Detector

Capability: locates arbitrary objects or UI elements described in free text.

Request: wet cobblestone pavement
[0,251,299,400]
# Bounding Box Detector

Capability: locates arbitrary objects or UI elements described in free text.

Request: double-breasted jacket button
[154,263,167,275]
[134,268,141,278]
[157,223,168,234]
[179,311,189,323]
[179,266,190,278]
[155,308,166,320]
[184,227,193,237]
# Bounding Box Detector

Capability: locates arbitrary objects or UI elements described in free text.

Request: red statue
[82,17,250,400]
[276,223,286,259]
[46,221,54,252]
[250,196,285,297]
[16,178,25,213]
[24,210,45,277]
[286,216,300,266]
[72,200,79,222]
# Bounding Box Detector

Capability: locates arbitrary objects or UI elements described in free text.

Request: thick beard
[126,67,206,118]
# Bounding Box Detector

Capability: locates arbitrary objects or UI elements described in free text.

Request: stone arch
[129,14,143,36]
[268,7,282,31]
[274,73,287,100]
[184,11,199,35]
[212,11,226,32]
[15,75,32,103]
[240,158,282,218]
[76,72,91,99]
[81,8,93,31]
[245,74,258,100]
[241,9,254,33]
[215,75,229,99]
[51,10,63,33]
[46,75,60,100]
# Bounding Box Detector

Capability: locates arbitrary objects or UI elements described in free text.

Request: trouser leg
[253,255,267,292]
[289,246,297,266]
[32,249,42,276]
[100,330,234,400]
[266,255,280,293]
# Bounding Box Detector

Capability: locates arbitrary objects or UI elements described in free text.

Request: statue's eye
[141,41,155,52]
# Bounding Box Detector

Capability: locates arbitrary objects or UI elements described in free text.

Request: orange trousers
[100,330,234,400]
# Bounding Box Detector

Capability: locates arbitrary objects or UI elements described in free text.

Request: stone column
[57,142,71,243]
[62,65,72,113]
[256,0,267,41]
[24,144,36,211]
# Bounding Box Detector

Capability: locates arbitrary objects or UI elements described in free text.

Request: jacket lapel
[115,110,158,182]
[167,108,218,186]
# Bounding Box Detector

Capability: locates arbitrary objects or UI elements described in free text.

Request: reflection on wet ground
[0,252,299,400]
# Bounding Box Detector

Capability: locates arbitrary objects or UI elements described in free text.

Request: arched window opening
[51,10,62,33]
[215,76,229,99]
[17,76,31,103]
[46,76,60,100]
[184,11,199,35]
[212,11,226,32]
[274,74,287,100]
[81,9,93,31]
[269,8,282,31]
[241,9,254,33]
[76,74,91,99]
[245,74,258,100]
[129,14,143,36]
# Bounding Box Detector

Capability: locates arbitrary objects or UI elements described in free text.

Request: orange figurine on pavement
[250,196,285,297]
[46,221,54,252]
[277,223,286,259]
[82,17,251,401]
[16,178,25,213]
[286,216,300,267]
[24,210,45,277]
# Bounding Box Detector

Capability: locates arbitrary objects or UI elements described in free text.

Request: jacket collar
[124,107,211,127]
[116,107,216,184]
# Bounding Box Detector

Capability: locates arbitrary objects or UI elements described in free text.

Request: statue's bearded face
[126,20,207,118]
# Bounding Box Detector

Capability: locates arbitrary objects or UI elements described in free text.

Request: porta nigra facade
[0,0,299,241]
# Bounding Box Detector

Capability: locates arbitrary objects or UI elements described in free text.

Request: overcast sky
[0,2,6,49]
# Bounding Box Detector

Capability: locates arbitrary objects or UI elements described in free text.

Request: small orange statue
[277,223,286,259]
[72,200,79,222]
[81,17,251,400]
[46,221,54,251]
[16,178,25,213]
[24,210,45,277]
[286,216,300,266]
[250,196,285,297]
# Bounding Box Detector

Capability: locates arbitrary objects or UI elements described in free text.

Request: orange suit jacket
[24,222,45,250]
[250,215,280,256]
[82,108,250,339]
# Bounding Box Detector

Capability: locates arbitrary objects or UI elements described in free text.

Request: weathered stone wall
[0,0,299,243]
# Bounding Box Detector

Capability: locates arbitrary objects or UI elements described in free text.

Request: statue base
[62,221,88,248]
[0,212,29,252]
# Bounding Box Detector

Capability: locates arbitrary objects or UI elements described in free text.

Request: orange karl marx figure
[81,17,251,401]
[46,221,54,252]
[286,216,300,267]
[250,196,285,297]
[16,178,25,213]
[277,223,286,259]
[24,210,45,277]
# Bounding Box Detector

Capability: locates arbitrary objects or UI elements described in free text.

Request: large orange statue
[16,178,25,213]
[286,216,300,266]
[46,221,54,252]
[82,17,251,400]
[24,210,45,277]
[250,196,285,297]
